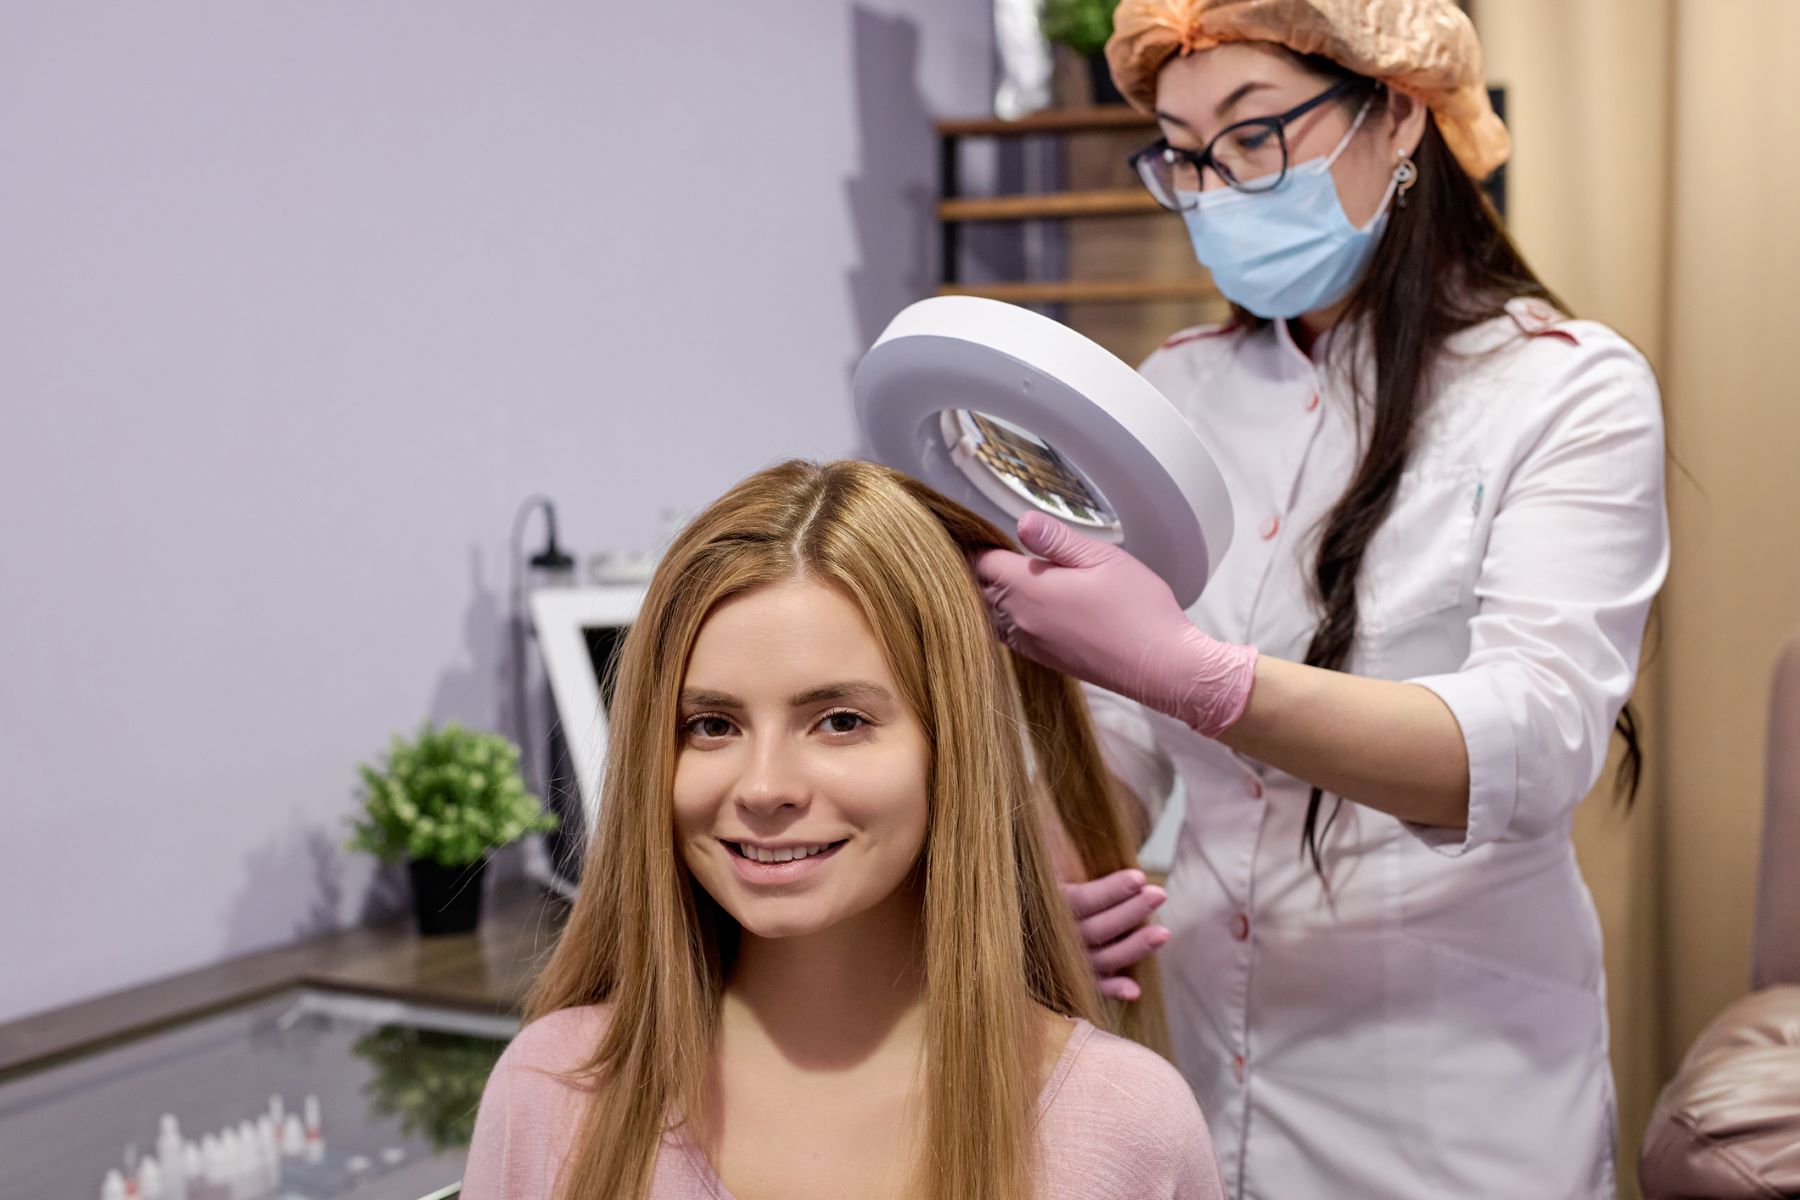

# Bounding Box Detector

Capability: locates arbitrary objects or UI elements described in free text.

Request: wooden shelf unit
[938,187,1163,223]
[936,105,1218,308]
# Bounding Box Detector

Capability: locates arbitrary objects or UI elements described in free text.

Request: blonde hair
[521,459,1168,1199]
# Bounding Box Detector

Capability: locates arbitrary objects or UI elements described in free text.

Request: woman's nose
[733,739,810,816]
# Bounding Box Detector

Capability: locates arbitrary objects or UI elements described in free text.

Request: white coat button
[1244,776,1264,799]
[1260,515,1281,540]
[1305,391,1321,412]
[1232,1053,1247,1082]
[1231,913,1250,941]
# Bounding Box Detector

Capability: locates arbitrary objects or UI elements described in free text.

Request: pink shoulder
[1062,1026,1203,1115]
[465,1005,615,1194]
[1043,1027,1226,1198]
[498,1003,613,1083]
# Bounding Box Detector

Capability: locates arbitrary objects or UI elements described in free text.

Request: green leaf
[1042,0,1118,57]
[347,722,550,867]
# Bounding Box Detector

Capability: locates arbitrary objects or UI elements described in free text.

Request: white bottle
[214,1130,236,1200]
[267,1094,284,1129]
[182,1143,204,1185]
[137,1157,164,1199]
[302,1094,324,1163]
[280,1114,305,1157]
[236,1127,260,1199]
[157,1115,187,1200]
[101,1168,128,1200]
[260,1117,283,1192]
[234,1122,260,1197]
[199,1134,222,1185]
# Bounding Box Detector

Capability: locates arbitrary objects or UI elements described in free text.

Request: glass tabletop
[0,986,518,1200]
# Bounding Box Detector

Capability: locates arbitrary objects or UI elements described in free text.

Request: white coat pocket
[1359,463,1483,637]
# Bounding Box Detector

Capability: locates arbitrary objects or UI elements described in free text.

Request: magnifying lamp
[852,296,1235,607]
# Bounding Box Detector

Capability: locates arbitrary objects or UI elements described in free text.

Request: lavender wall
[0,2,994,1023]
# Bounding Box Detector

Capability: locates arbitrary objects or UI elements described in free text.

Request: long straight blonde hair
[521,459,1168,1199]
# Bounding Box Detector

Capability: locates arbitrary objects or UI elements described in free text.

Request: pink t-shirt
[463,1004,1225,1199]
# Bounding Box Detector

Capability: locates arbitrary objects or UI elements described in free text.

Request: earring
[1393,148,1419,208]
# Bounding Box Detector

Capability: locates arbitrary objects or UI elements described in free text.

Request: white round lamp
[853,296,1234,607]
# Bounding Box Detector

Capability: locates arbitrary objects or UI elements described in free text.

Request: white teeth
[740,842,833,864]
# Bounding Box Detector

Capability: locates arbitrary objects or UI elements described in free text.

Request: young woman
[464,460,1224,1199]
[974,2,1669,1196]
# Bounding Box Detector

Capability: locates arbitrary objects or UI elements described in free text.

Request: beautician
[973,1,1668,1196]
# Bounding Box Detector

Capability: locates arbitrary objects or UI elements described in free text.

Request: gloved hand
[1063,869,1171,1001]
[974,511,1258,738]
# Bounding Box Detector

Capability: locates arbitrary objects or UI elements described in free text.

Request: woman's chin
[733,907,833,940]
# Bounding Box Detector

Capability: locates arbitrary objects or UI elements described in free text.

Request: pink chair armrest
[1640,985,1800,1199]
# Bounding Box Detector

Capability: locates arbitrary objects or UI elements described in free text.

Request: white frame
[524,584,647,897]
[855,295,1236,608]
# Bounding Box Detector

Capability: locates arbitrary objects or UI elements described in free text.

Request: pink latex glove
[1063,869,1171,1001]
[974,511,1258,738]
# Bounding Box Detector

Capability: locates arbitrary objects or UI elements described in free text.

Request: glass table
[0,985,517,1200]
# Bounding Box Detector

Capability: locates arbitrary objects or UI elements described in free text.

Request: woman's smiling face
[672,577,931,940]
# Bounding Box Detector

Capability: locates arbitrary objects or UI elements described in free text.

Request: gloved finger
[1098,975,1143,1002]
[1060,869,1147,920]
[1078,885,1166,948]
[972,545,1032,589]
[1090,924,1171,975]
[1017,510,1117,570]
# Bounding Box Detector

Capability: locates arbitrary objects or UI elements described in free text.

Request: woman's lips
[723,838,847,885]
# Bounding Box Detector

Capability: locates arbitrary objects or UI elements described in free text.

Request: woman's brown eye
[824,712,867,734]
[692,717,731,739]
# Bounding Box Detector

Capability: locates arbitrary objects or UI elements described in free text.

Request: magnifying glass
[852,296,1235,608]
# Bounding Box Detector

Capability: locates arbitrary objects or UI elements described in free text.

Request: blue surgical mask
[1180,98,1397,320]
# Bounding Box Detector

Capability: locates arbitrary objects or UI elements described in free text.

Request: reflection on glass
[950,410,1121,531]
[0,986,516,1199]
[352,1024,503,1153]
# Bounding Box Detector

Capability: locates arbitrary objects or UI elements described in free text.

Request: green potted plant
[345,721,557,936]
[1041,0,1124,105]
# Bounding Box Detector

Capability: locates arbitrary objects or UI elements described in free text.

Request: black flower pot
[1087,51,1126,106]
[408,856,488,937]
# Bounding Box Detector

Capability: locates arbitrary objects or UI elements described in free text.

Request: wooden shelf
[939,188,1164,223]
[0,876,565,1080]
[936,107,1185,312]
[936,106,1157,138]
[937,280,1218,305]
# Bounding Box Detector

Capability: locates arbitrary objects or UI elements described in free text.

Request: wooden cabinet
[935,106,1228,364]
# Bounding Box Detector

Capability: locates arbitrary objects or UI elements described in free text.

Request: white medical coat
[1087,298,1669,1199]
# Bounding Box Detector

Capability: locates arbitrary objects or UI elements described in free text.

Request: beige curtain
[1477,1,1800,1193]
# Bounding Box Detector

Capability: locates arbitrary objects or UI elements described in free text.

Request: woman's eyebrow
[1156,80,1277,134]
[679,688,741,709]
[788,681,893,707]
[1215,79,1274,120]
[678,682,895,709]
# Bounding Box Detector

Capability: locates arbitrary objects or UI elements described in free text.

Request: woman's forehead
[1155,42,1317,125]
[683,579,895,697]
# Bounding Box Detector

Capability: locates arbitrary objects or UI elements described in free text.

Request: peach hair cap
[1105,0,1509,180]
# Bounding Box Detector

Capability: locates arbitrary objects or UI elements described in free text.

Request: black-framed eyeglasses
[1128,78,1371,210]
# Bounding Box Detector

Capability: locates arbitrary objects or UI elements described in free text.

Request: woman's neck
[1292,296,1350,355]
[722,884,926,1071]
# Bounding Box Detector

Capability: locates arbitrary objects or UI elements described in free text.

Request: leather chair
[1640,632,1800,1198]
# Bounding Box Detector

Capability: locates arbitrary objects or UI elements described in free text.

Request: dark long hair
[1234,56,1645,876]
